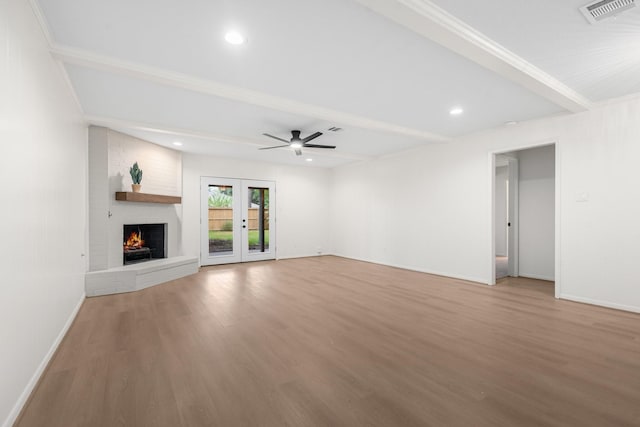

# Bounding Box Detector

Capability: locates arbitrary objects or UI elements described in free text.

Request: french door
[201,177,275,266]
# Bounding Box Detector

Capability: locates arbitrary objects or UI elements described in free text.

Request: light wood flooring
[17,256,640,426]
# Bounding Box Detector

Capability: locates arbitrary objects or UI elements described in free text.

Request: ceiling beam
[51,45,450,143]
[353,0,593,112]
[84,115,372,162]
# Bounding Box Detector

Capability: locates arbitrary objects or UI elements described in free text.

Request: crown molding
[28,0,85,114]
[353,0,593,113]
[84,115,372,162]
[27,0,53,47]
[51,45,450,143]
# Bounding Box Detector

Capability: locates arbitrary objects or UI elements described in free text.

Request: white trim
[518,273,555,282]
[554,143,561,298]
[84,115,370,162]
[2,293,85,427]
[488,152,496,285]
[560,294,640,315]
[507,157,519,278]
[333,253,487,285]
[489,139,560,294]
[241,180,277,263]
[28,0,84,114]
[55,60,85,115]
[275,253,329,261]
[354,0,592,113]
[50,45,450,143]
[27,0,54,47]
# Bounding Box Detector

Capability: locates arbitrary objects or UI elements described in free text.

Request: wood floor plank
[15,256,640,426]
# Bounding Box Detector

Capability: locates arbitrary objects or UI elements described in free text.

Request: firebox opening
[123,223,167,265]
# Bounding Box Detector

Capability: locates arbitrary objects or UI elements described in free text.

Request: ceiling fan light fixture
[290,141,303,149]
[449,107,464,116]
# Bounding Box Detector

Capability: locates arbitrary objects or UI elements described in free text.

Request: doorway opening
[490,142,559,298]
[201,177,276,266]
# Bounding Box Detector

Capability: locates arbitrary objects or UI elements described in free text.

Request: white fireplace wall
[89,126,182,270]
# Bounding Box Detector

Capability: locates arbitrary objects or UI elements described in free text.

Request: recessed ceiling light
[449,107,464,116]
[305,158,313,162]
[225,31,246,45]
[505,121,518,126]
[172,141,183,146]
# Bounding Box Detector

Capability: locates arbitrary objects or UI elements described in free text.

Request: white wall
[332,145,489,282]
[332,95,640,313]
[182,154,332,261]
[518,145,555,280]
[88,127,182,269]
[495,165,508,256]
[0,1,87,426]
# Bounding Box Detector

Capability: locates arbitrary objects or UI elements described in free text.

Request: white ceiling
[429,0,640,101]
[33,0,640,168]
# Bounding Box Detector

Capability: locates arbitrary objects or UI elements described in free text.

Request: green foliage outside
[208,190,232,208]
[209,230,269,246]
[207,187,269,208]
[249,188,269,208]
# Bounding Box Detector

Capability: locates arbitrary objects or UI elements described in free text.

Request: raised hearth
[85,256,199,297]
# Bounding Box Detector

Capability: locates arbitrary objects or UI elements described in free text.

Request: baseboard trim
[332,253,487,285]
[3,292,86,427]
[560,294,640,314]
[276,253,329,260]
[518,273,555,282]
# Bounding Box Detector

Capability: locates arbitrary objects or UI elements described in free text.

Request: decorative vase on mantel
[129,162,143,193]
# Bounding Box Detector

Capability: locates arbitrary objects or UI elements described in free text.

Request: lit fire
[124,231,145,250]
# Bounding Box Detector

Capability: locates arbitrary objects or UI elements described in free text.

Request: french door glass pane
[248,187,269,253]
[208,184,234,255]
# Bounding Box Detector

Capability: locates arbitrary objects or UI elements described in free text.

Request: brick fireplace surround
[86,127,197,296]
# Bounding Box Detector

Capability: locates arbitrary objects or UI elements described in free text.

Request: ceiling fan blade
[295,149,302,156]
[303,143,336,149]
[262,133,290,144]
[302,131,323,143]
[259,145,289,150]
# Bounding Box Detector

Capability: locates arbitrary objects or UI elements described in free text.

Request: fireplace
[123,223,167,265]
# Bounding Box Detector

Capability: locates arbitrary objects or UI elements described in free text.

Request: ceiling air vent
[580,0,636,24]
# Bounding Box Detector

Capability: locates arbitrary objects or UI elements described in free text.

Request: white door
[201,177,276,266]
[507,158,519,277]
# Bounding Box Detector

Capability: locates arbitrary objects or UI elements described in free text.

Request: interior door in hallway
[201,177,275,266]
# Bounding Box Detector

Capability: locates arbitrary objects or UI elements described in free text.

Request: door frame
[508,156,519,277]
[488,140,560,299]
[241,179,276,263]
[200,177,276,266]
[494,154,517,277]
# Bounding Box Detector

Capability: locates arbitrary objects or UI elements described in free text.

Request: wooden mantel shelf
[115,192,181,204]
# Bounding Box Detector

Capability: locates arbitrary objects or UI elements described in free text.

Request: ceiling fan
[260,130,336,156]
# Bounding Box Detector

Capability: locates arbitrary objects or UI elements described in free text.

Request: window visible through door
[201,177,276,266]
